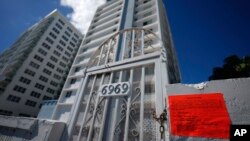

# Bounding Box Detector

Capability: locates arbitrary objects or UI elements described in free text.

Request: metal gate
[68,28,169,141]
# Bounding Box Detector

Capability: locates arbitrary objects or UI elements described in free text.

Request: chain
[152,109,167,139]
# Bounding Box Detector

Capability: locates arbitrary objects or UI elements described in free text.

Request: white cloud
[60,0,106,34]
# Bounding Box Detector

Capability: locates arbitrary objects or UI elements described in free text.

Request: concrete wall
[166,78,250,141]
[0,115,65,141]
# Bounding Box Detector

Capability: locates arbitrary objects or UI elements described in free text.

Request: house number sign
[99,82,130,97]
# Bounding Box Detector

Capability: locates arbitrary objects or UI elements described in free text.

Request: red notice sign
[168,93,231,139]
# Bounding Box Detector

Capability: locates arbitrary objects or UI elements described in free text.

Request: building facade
[52,0,180,140]
[0,10,83,117]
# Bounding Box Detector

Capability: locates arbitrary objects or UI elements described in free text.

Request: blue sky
[0,0,249,83]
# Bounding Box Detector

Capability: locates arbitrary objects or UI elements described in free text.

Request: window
[19,113,31,117]
[47,88,55,94]
[70,78,76,84]
[30,91,41,98]
[43,96,52,100]
[13,85,26,93]
[58,19,65,25]
[38,48,48,56]
[39,75,48,82]
[53,74,61,80]
[72,37,77,43]
[35,83,45,90]
[25,100,37,107]
[24,69,36,77]
[50,56,58,63]
[56,45,63,52]
[74,33,79,39]
[65,31,71,37]
[67,27,73,33]
[59,40,66,46]
[29,61,40,69]
[55,23,62,30]
[59,62,66,68]
[65,91,72,98]
[0,109,13,116]
[64,51,71,57]
[52,27,60,34]
[50,81,58,87]
[74,67,81,72]
[42,42,51,50]
[53,50,61,57]
[34,55,43,62]
[43,68,52,76]
[7,95,21,103]
[46,62,55,69]
[19,77,31,84]
[46,37,54,45]
[49,32,57,39]
[62,35,69,42]
[62,56,69,62]
[69,41,75,47]
[56,68,64,74]
[67,46,73,52]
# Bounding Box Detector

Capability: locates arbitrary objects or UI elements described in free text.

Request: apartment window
[38,48,48,56]
[24,69,36,77]
[46,37,54,45]
[67,46,73,52]
[19,113,31,117]
[13,85,26,93]
[49,32,57,39]
[64,51,71,57]
[52,27,60,34]
[39,75,48,83]
[70,78,76,84]
[46,62,55,69]
[35,83,45,90]
[46,88,55,94]
[65,91,72,98]
[72,37,77,43]
[58,19,65,25]
[42,42,51,50]
[55,23,62,30]
[0,109,13,116]
[7,95,21,103]
[67,27,73,33]
[59,40,66,46]
[56,68,64,74]
[43,96,52,100]
[62,35,69,42]
[53,74,61,80]
[19,77,31,85]
[74,67,81,72]
[53,50,61,57]
[50,81,58,87]
[59,62,66,68]
[30,91,41,98]
[50,56,58,63]
[56,45,63,52]
[34,55,43,62]
[43,68,52,76]
[25,100,37,107]
[74,33,79,39]
[62,56,69,62]
[29,61,40,69]
[65,31,71,37]
[69,42,75,47]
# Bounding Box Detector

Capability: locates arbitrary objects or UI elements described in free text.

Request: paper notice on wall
[168,93,231,139]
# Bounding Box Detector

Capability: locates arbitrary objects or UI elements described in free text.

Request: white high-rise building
[52,0,180,140]
[0,10,83,117]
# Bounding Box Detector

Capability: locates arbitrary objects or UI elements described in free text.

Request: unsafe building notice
[168,93,231,139]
